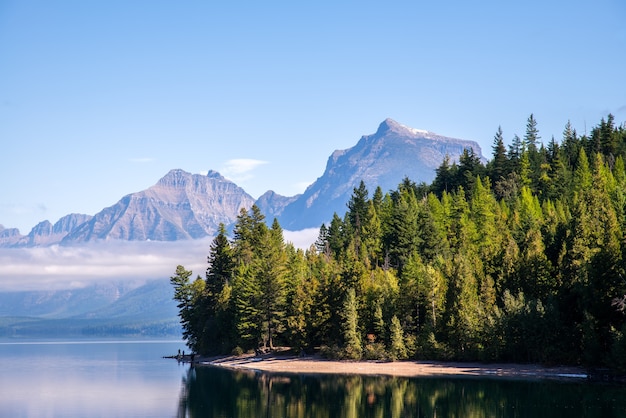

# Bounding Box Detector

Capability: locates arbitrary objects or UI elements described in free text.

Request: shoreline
[193,353,589,381]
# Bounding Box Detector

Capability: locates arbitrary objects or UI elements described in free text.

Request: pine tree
[524,113,541,153]
[327,213,346,258]
[362,200,383,267]
[206,223,234,301]
[347,180,369,231]
[433,155,457,195]
[487,126,508,182]
[457,148,484,192]
[385,188,420,272]
[171,265,204,352]
[315,223,330,255]
[342,288,362,359]
[508,134,523,173]
[562,120,580,168]
[389,315,408,360]
[232,262,262,349]
[231,205,273,350]
[256,218,287,349]
[202,224,236,354]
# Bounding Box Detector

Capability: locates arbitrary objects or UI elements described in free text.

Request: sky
[1,1,625,291]
[1,0,626,234]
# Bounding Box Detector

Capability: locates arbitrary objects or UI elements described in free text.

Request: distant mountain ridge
[0,119,484,247]
[61,169,256,243]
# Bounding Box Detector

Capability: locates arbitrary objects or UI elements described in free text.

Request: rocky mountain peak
[206,169,224,179]
[60,169,256,243]
[375,118,430,137]
[275,119,485,230]
[157,169,190,187]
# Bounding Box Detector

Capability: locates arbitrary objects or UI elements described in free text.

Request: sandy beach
[198,353,588,381]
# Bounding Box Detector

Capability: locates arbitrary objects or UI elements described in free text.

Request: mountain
[0,225,22,247]
[254,190,299,220]
[62,169,255,243]
[0,214,92,248]
[0,118,484,246]
[0,280,180,338]
[23,214,93,246]
[0,281,139,319]
[0,170,254,247]
[274,118,484,230]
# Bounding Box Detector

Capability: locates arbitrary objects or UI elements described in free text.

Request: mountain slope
[62,169,255,243]
[274,118,484,230]
[0,280,180,338]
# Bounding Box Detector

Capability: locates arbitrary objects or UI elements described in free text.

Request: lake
[1,340,625,417]
[0,340,187,417]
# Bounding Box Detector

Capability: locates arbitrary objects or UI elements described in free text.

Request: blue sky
[2,0,625,234]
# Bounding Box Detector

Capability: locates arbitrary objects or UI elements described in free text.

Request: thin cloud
[221,159,268,182]
[1,203,47,217]
[0,228,321,292]
[0,239,211,292]
[283,228,319,250]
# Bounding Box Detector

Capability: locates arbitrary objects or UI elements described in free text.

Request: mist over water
[0,228,318,292]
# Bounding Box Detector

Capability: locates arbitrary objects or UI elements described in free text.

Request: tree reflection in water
[177,365,626,417]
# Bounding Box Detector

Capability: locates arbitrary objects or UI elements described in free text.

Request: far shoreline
[186,352,591,382]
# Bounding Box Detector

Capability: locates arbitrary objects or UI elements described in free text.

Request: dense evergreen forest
[172,114,626,369]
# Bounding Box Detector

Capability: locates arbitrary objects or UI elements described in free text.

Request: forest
[171,114,626,369]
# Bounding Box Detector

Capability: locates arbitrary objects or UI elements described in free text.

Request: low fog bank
[0,228,319,292]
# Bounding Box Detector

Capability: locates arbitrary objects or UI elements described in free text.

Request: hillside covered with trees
[172,114,626,369]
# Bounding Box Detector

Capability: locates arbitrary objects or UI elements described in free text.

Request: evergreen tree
[206,223,234,301]
[171,265,204,352]
[487,126,508,182]
[372,186,384,211]
[231,262,262,349]
[315,223,330,255]
[385,187,420,272]
[231,205,274,350]
[457,148,484,192]
[389,315,408,360]
[327,213,346,258]
[433,155,458,195]
[283,245,314,350]
[362,200,383,267]
[256,218,287,349]
[342,288,362,359]
[524,113,541,153]
[561,120,580,168]
[508,134,523,173]
[202,224,235,353]
[347,180,369,231]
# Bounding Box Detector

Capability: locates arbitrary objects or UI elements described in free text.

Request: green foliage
[341,288,362,359]
[172,114,626,370]
[389,315,408,360]
[170,265,204,352]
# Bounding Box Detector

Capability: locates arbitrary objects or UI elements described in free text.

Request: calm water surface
[183,365,626,418]
[0,340,187,417]
[1,340,626,417]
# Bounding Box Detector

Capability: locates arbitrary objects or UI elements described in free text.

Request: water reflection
[178,365,626,417]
